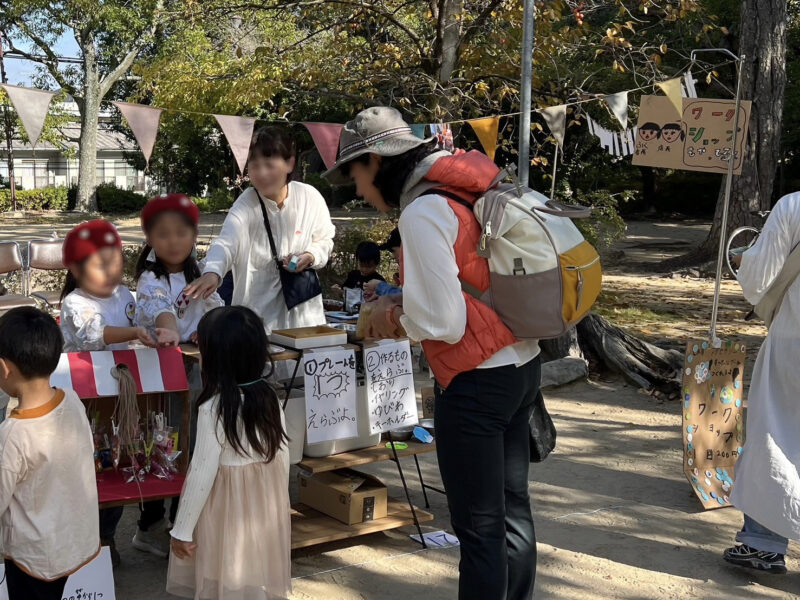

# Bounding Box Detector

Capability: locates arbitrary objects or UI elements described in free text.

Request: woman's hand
[155,328,181,347]
[283,252,314,273]
[189,331,198,345]
[367,294,403,339]
[184,273,221,300]
[363,279,382,302]
[170,537,197,560]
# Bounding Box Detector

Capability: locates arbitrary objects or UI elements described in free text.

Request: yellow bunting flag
[468,117,500,161]
[655,78,684,119]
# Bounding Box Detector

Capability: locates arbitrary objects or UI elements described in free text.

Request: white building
[0,101,150,192]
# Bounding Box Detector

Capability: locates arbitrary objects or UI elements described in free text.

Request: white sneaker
[132,528,170,558]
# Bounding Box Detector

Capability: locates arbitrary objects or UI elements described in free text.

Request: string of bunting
[0,60,725,174]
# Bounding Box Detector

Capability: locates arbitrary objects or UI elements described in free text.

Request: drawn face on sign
[639,122,661,142]
[661,123,685,144]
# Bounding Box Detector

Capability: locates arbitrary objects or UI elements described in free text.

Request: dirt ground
[1,214,798,599]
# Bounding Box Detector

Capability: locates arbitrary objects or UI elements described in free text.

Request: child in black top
[339,242,386,290]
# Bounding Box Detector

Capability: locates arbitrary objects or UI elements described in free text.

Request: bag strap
[254,188,282,268]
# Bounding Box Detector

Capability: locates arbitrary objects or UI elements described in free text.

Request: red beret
[63,220,123,266]
[141,193,200,231]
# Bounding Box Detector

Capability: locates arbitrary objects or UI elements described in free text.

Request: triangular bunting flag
[604,91,628,130]
[541,105,567,149]
[113,101,163,166]
[1,84,56,146]
[410,124,428,139]
[468,117,500,161]
[656,78,684,118]
[214,114,257,174]
[303,122,343,170]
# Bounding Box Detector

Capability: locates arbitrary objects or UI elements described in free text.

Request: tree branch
[460,0,504,47]
[99,2,164,96]
[4,23,78,96]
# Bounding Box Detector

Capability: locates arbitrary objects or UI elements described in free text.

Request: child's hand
[189,331,198,344]
[170,537,197,560]
[136,327,158,348]
[156,328,181,347]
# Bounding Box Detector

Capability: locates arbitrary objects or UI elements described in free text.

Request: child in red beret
[130,194,222,558]
[58,219,163,567]
[133,194,222,347]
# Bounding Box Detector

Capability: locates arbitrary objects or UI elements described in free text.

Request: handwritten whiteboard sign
[303,347,359,444]
[682,340,746,510]
[0,546,116,600]
[364,339,418,434]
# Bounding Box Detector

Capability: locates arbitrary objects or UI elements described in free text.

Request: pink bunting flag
[303,122,344,170]
[1,84,56,146]
[112,101,163,166]
[214,114,257,174]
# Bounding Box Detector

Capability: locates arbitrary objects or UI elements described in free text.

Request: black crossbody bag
[255,189,322,311]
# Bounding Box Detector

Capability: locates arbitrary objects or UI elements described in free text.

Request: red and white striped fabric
[50,347,188,399]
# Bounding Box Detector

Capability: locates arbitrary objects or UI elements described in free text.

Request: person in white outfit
[724,192,800,574]
[185,127,335,333]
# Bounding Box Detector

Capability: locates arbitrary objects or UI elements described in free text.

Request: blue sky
[3,33,80,86]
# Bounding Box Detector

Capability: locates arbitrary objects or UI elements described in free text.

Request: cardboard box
[298,469,388,525]
[421,386,435,419]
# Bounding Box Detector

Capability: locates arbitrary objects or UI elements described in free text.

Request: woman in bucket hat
[326,107,541,600]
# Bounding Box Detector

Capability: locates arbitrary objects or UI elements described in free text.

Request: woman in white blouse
[185,127,335,333]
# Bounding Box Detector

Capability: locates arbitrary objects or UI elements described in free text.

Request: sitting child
[0,307,100,600]
[365,229,402,301]
[338,241,385,291]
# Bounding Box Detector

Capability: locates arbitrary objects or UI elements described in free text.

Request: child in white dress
[168,306,291,600]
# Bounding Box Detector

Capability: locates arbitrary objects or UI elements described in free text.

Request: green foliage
[0,187,69,212]
[194,188,235,212]
[570,189,632,250]
[95,183,147,213]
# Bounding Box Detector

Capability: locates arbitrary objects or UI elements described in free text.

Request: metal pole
[0,32,17,212]
[549,144,559,200]
[709,53,745,347]
[518,0,535,186]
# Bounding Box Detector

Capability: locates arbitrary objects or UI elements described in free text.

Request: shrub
[194,187,234,212]
[0,187,69,211]
[95,183,147,213]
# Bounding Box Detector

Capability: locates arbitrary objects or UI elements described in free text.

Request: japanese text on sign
[303,348,359,444]
[364,339,418,434]
[681,340,746,510]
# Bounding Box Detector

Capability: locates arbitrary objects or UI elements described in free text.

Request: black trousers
[435,357,541,600]
[4,560,67,600]
[139,497,179,532]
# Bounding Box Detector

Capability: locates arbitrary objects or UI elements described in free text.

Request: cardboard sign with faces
[632,96,751,174]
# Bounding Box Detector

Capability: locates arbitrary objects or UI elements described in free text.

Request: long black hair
[196,306,288,461]
[341,142,438,208]
[135,211,201,285]
[60,269,80,302]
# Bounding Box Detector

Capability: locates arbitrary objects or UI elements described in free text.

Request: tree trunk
[436,0,461,84]
[639,166,658,214]
[75,39,100,213]
[695,0,787,259]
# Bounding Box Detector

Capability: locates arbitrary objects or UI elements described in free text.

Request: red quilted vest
[403,151,517,387]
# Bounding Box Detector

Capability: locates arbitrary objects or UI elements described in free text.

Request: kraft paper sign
[681,340,746,510]
[632,96,751,174]
[303,347,358,443]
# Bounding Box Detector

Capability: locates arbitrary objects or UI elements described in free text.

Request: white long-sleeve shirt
[170,396,289,542]
[203,183,336,333]
[398,194,539,368]
[0,389,100,580]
